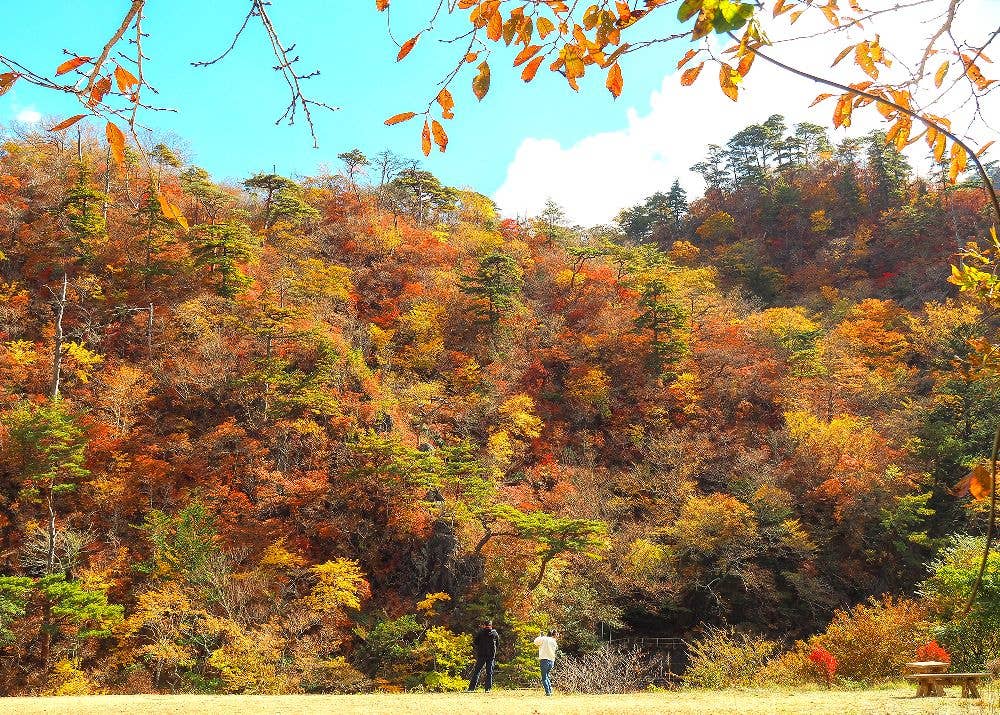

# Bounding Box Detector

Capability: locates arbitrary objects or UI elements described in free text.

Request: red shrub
[916,640,951,663]
[808,646,838,687]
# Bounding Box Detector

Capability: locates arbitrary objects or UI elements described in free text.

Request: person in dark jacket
[468,620,500,691]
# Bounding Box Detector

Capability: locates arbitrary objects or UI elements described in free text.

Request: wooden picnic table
[902,661,949,675]
[905,671,990,698]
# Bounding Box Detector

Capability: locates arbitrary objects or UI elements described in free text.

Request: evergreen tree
[665,179,688,231]
[62,164,107,264]
[865,131,911,210]
[635,278,687,375]
[189,220,255,297]
[459,251,523,328]
[3,401,89,577]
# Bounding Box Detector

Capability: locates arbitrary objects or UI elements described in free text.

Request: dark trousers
[468,656,495,691]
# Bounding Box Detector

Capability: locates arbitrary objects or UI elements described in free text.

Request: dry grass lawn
[0,686,996,715]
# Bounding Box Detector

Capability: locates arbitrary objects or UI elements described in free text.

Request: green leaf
[677,0,703,22]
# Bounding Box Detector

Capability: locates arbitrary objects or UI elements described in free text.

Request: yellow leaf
[831,44,855,67]
[948,143,967,183]
[718,63,739,102]
[934,60,948,87]
[537,16,556,39]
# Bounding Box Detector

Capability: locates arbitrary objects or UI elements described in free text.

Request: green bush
[920,535,1000,670]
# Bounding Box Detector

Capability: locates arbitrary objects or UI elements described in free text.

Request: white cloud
[15,107,41,124]
[493,0,1000,226]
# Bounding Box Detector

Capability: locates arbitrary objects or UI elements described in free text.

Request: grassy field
[0,687,995,715]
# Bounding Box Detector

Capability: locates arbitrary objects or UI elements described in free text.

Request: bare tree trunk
[147,302,154,358]
[103,143,112,223]
[50,274,68,400]
[46,487,57,574]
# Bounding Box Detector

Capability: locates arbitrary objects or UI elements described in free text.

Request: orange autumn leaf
[56,55,91,76]
[954,462,993,500]
[114,65,139,93]
[106,121,126,165]
[385,111,417,125]
[397,34,420,62]
[49,114,88,132]
[431,119,448,151]
[681,63,704,86]
[521,55,544,82]
[376,0,389,10]
[514,45,542,67]
[89,75,112,106]
[421,119,432,156]
[677,49,698,70]
[437,88,455,119]
[157,192,189,232]
[606,62,623,98]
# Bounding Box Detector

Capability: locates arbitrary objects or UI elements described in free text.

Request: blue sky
[2,1,685,197]
[4,1,999,224]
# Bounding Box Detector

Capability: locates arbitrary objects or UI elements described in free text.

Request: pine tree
[635,278,687,375]
[189,220,255,297]
[459,252,523,328]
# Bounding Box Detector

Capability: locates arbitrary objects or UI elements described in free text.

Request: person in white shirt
[533,629,558,696]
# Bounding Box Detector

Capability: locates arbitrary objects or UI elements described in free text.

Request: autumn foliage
[0,108,996,693]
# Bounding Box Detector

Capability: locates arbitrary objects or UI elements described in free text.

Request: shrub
[408,626,472,691]
[754,644,814,687]
[916,640,951,663]
[685,626,778,689]
[808,646,837,687]
[557,645,665,694]
[811,595,928,683]
[919,535,1000,670]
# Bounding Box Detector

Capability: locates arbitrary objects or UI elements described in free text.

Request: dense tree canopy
[0,110,997,692]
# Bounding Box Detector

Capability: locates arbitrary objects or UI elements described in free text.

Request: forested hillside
[0,115,996,694]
